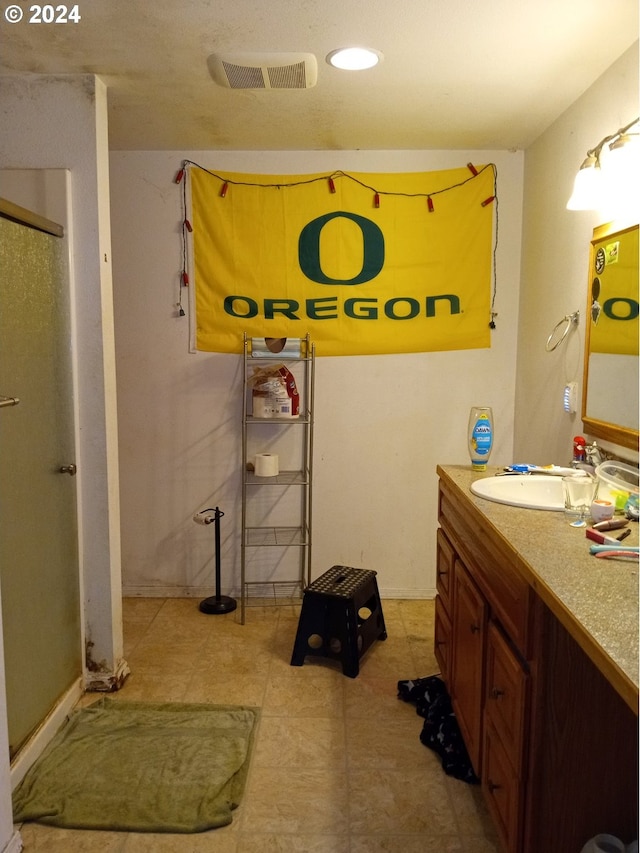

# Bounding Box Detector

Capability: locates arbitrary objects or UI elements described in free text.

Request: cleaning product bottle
[573,435,586,463]
[468,406,494,471]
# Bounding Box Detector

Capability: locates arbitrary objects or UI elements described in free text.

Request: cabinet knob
[470,622,480,634]
[491,687,505,699]
[487,779,502,794]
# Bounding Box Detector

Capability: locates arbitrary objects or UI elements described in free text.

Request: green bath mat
[13,697,259,833]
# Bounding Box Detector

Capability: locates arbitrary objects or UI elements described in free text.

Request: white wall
[109,149,524,599]
[515,43,639,465]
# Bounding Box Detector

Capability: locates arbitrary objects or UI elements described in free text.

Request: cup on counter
[562,475,597,527]
[590,499,615,523]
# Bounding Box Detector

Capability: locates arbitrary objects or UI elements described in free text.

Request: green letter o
[299,212,385,285]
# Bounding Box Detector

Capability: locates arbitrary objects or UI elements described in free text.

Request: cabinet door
[484,620,528,769]
[451,559,487,775]
[436,527,455,612]
[434,595,452,685]
[483,717,521,853]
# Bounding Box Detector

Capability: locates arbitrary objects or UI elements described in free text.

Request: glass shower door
[0,212,81,757]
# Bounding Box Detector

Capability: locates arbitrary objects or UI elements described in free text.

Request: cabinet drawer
[483,717,521,853]
[484,620,528,769]
[434,595,452,685]
[436,527,455,612]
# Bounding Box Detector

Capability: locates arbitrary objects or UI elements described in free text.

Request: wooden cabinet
[484,621,527,766]
[434,596,452,684]
[483,716,520,849]
[434,528,454,682]
[436,526,525,852]
[482,620,528,852]
[435,527,454,612]
[435,472,637,853]
[450,559,487,774]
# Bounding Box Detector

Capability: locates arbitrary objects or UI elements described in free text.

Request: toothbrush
[589,544,640,555]
[593,550,639,562]
[505,464,588,476]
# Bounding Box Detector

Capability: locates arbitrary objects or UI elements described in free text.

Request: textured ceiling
[0,0,638,151]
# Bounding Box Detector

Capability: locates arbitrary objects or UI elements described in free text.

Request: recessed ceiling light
[326,47,382,71]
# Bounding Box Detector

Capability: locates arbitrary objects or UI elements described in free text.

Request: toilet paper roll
[193,511,216,525]
[254,453,279,477]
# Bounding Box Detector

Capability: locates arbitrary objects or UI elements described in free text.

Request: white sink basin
[470,475,564,511]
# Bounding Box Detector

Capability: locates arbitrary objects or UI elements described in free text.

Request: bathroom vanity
[435,465,638,853]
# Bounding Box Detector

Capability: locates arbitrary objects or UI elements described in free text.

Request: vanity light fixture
[326,47,382,70]
[604,131,640,190]
[567,117,639,211]
[566,151,602,211]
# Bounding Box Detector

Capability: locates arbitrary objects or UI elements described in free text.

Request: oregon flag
[589,224,639,356]
[189,165,496,355]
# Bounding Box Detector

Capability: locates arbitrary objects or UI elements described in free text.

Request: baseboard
[9,677,83,791]
[123,585,221,598]
[380,588,436,599]
[123,584,436,600]
[1,829,23,853]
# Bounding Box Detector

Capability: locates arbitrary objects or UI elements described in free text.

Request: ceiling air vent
[208,52,318,90]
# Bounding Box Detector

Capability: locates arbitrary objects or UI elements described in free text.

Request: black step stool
[290,565,387,678]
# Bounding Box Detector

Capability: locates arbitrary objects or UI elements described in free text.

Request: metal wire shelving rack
[240,333,314,623]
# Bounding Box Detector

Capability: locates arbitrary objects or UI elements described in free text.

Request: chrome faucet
[571,441,604,475]
[585,441,604,468]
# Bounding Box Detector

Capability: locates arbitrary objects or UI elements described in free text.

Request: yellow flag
[190,166,496,355]
[589,224,639,356]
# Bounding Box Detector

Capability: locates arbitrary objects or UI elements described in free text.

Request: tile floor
[18,597,501,852]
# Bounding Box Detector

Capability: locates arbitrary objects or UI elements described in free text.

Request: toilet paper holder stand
[194,507,237,615]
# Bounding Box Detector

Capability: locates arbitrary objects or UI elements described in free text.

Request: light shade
[326,47,382,70]
[566,155,602,211]
[604,133,640,185]
[566,118,639,214]
[600,132,640,218]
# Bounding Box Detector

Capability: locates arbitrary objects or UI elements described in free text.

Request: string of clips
[175,160,499,328]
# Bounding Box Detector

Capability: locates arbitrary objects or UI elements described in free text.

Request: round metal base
[199,595,237,615]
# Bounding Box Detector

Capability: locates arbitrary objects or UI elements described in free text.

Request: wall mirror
[582,221,639,450]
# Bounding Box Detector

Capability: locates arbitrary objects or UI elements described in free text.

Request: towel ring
[546,311,579,352]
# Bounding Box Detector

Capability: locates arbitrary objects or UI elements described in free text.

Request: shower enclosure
[0,200,81,758]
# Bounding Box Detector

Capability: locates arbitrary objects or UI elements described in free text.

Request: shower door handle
[0,395,20,408]
[59,464,77,476]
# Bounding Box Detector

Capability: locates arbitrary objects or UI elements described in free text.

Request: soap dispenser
[468,407,494,471]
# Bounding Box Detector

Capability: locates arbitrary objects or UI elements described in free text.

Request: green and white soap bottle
[468,406,494,471]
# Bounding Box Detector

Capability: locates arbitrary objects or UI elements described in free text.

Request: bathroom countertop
[437,464,639,713]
